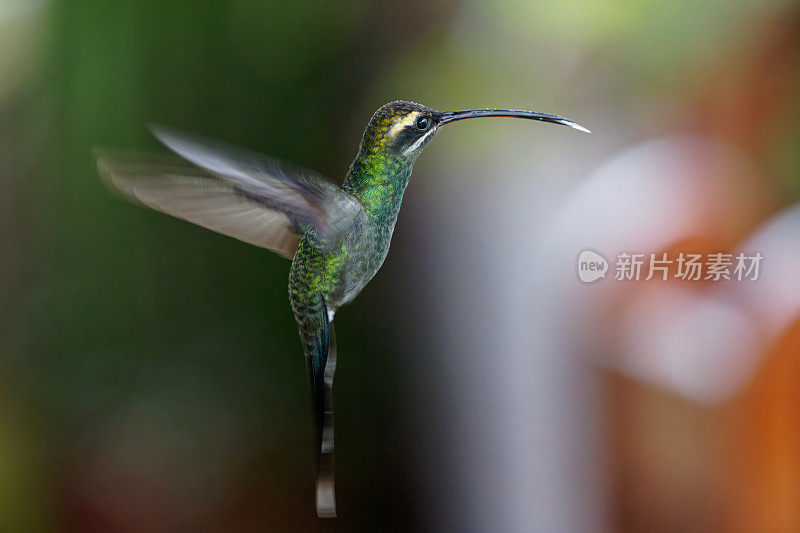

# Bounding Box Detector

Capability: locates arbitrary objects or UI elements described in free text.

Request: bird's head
[357,100,590,163]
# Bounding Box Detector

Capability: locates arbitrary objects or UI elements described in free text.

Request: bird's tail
[316,322,337,518]
[297,294,337,518]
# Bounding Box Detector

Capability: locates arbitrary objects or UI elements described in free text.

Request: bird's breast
[333,215,396,307]
[289,210,397,316]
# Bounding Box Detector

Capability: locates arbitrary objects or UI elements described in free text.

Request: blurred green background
[5,2,462,530]
[1,0,799,532]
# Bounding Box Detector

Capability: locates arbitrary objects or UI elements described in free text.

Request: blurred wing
[97,153,302,257]
[97,128,361,259]
[149,125,360,237]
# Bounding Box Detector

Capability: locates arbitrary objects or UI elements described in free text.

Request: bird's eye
[415,116,430,131]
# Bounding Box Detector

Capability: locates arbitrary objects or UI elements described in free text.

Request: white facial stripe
[403,126,437,155]
[388,111,420,139]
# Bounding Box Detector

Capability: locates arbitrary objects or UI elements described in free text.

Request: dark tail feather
[315,321,337,518]
[307,297,336,518]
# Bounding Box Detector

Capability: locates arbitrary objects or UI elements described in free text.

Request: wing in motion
[97,126,360,258]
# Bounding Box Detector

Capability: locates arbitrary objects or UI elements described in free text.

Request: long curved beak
[438,108,591,133]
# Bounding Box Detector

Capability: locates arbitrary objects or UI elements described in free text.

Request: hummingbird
[97,101,589,518]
